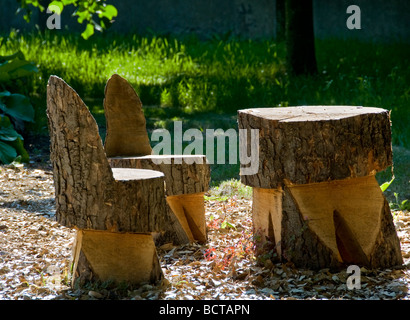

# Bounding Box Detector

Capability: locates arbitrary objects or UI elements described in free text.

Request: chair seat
[109,155,209,196]
[111,168,164,181]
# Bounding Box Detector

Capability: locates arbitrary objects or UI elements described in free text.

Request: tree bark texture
[238,106,393,189]
[109,155,209,244]
[239,106,402,269]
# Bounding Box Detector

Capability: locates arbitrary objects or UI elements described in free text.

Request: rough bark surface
[46,76,181,239]
[103,74,210,195]
[369,199,404,269]
[110,168,168,233]
[102,74,210,245]
[109,155,209,243]
[104,75,210,244]
[108,155,210,196]
[103,74,152,157]
[47,75,115,230]
[238,106,393,189]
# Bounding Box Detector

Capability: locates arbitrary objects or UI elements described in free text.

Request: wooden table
[238,106,403,269]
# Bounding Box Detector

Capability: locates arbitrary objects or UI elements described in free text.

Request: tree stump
[109,155,210,243]
[46,76,185,285]
[103,74,210,244]
[238,106,403,269]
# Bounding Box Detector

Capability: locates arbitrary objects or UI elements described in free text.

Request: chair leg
[71,229,163,288]
[166,192,207,244]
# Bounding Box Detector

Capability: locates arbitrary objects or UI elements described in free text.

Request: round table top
[238,105,388,122]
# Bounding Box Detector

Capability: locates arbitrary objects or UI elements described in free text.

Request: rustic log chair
[46,76,185,286]
[103,74,210,244]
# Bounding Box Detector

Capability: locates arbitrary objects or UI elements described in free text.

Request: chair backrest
[47,75,114,229]
[103,74,152,157]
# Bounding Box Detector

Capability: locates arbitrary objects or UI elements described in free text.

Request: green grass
[376,146,410,206]
[0,30,409,195]
[1,31,409,145]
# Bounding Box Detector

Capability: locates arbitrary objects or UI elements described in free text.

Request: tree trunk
[285,0,317,75]
[238,106,402,269]
[37,0,51,31]
[276,0,286,41]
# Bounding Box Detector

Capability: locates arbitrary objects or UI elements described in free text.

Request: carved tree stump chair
[46,76,185,286]
[103,74,210,244]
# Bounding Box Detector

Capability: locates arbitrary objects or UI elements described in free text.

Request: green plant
[7,32,410,149]
[380,176,395,192]
[392,192,410,211]
[379,176,410,211]
[0,50,37,164]
[204,228,255,271]
[18,0,118,39]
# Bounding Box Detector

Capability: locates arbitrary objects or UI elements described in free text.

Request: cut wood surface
[253,176,403,269]
[47,76,187,245]
[103,74,152,157]
[109,155,210,196]
[71,230,163,287]
[166,193,207,244]
[286,175,402,268]
[239,106,402,269]
[252,187,283,257]
[238,106,392,188]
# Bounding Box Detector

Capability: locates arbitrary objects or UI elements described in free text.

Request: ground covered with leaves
[0,161,409,300]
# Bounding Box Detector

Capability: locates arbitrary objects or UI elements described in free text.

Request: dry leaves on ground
[0,163,409,300]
